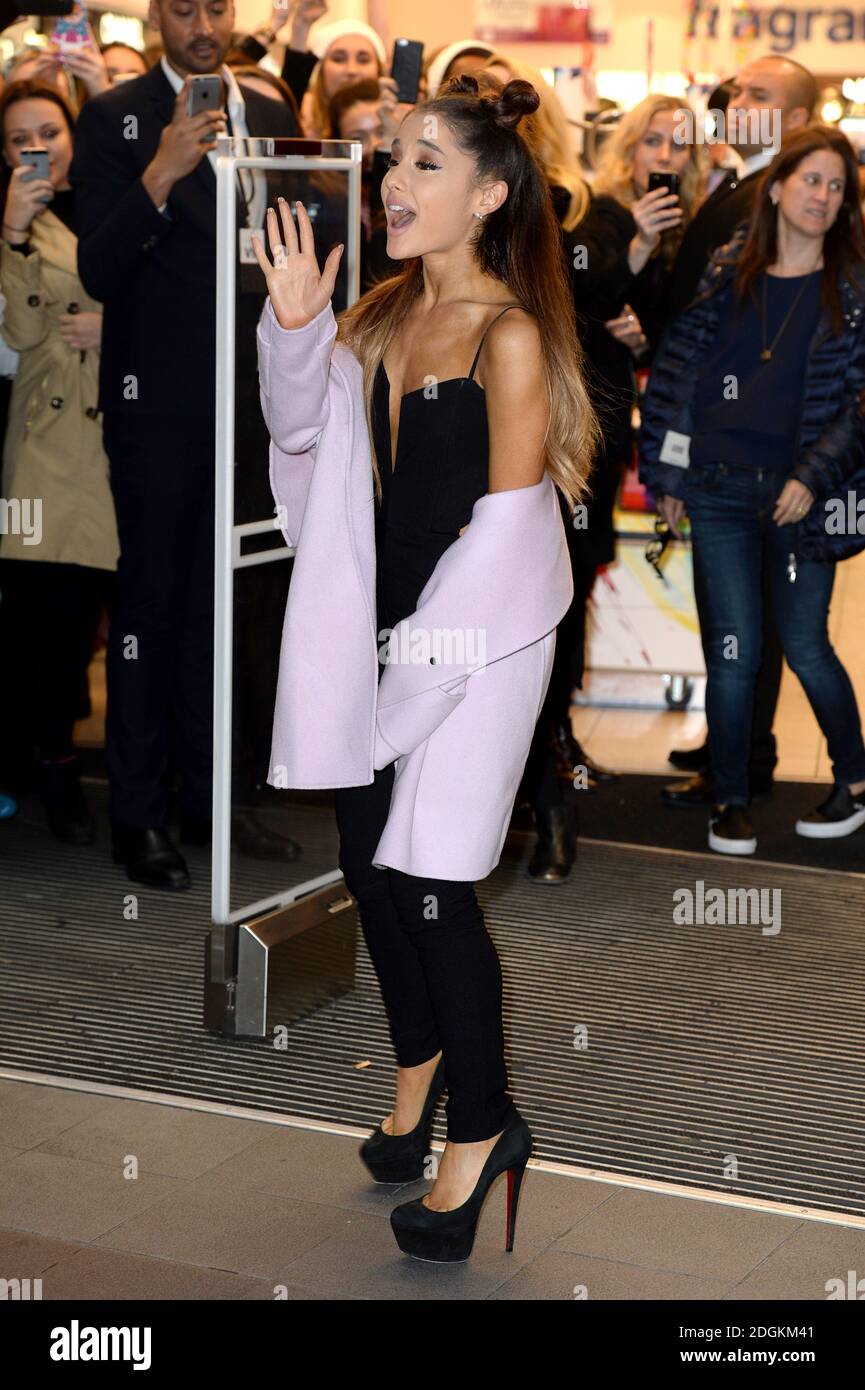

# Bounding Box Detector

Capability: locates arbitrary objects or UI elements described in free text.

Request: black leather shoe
[662,770,715,806]
[38,758,95,844]
[668,742,710,773]
[551,721,618,791]
[360,1055,446,1184]
[112,824,190,891]
[232,810,302,862]
[526,803,576,882]
[662,771,774,807]
[390,1109,533,1262]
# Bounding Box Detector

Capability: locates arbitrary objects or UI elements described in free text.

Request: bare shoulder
[478,306,548,492]
[475,306,542,390]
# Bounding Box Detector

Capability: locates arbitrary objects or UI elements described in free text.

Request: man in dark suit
[659,54,817,808]
[666,55,817,320]
[70,0,300,889]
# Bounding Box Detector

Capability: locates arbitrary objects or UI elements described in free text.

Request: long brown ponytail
[336,70,600,512]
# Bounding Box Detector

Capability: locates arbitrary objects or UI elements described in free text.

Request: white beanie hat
[425,39,495,100]
[308,19,388,69]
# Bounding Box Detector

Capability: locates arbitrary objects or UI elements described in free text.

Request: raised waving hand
[252,197,344,331]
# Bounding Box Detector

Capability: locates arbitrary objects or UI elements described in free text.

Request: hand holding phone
[632,174,684,252]
[53,38,111,97]
[3,156,54,238]
[145,76,227,203]
[376,75,415,145]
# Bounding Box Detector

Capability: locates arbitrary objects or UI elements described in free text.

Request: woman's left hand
[57,311,102,351]
[773,478,815,526]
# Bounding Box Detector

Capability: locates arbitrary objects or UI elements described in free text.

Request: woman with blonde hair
[593,93,705,226]
[254,70,598,1261]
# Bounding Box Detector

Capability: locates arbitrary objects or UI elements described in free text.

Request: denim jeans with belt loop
[682,459,865,806]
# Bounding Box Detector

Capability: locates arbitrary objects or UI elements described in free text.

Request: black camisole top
[371,304,522,664]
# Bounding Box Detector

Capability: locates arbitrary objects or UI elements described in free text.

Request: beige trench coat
[0,207,118,570]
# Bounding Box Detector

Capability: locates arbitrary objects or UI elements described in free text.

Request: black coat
[663,166,764,324]
[69,62,300,422]
[560,189,672,569]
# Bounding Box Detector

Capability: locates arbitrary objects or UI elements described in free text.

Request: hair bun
[440,72,539,132]
[492,79,540,131]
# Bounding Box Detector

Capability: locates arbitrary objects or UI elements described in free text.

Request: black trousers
[0,557,108,767]
[334,760,516,1143]
[103,413,215,827]
[520,555,595,812]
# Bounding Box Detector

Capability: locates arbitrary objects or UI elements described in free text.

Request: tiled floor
[39,550,865,1301]
[1,1078,863,1300]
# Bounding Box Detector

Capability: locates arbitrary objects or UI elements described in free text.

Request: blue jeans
[683,461,865,806]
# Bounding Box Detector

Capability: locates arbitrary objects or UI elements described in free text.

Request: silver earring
[473,212,486,220]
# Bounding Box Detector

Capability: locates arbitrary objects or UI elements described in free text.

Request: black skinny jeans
[334,760,517,1143]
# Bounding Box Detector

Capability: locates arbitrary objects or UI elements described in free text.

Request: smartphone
[391,38,424,105]
[187,74,223,118]
[20,148,53,203]
[648,170,680,198]
[51,0,95,58]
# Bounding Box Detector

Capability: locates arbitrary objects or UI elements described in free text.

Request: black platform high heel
[389,1109,533,1262]
[359,1055,446,1184]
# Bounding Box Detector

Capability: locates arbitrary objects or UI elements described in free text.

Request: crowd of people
[0,0,864,890]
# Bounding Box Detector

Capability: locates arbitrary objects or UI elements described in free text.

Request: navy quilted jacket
[638,228,865,561]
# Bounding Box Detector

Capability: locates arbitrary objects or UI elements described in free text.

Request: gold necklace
[760,265,821,363]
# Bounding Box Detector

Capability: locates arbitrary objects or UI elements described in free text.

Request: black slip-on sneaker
[795,784,865,839]
[708,804,757,856]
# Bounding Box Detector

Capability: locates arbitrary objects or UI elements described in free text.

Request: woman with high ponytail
[254,69,598,1263]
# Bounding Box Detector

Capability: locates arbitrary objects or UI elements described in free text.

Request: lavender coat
[257,295,573,880]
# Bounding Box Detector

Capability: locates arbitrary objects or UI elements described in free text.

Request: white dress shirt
[741,146,776,179]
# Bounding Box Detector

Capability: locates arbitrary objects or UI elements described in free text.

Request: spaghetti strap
[467,303,523,382]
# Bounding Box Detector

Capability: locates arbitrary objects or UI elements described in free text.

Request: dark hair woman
[0,79,116,839]
[254,71,597,1262]
[640,125,865,856]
